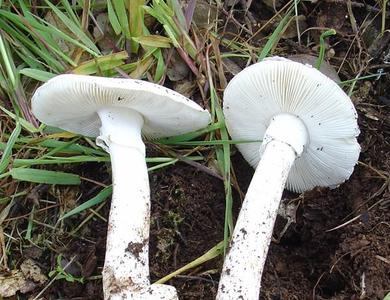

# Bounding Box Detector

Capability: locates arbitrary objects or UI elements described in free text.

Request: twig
[358,161,388,179]
[217,3,253,36]
[312,272,326,300]
[4,204,60,222]
[0,226,7,269]
[177,154,224,180]
[375,255,390,265]
[346,0,363,63]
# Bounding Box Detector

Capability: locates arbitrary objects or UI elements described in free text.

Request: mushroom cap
[223,58,360,193]
[32,74,211,139]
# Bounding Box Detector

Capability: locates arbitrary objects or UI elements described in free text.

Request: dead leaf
[173,80,196,98]
[222,58,243,76]
[166,50,190,82]
[0,259,47,297]
[0,270,35,297]
[358,107,380,121]
[288,54,341,83]
[21,259,47,284]
[0,226,6,269]
[0,200,14,225]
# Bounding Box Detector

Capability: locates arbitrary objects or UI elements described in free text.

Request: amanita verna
[31,74,211,300]
[217,57,360,299]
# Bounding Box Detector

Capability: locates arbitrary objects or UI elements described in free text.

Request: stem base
[108,284,178,300]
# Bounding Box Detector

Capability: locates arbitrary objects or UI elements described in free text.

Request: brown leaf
[0,259,47,297]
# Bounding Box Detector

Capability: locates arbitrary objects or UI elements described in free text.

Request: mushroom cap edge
[32,74,211,139]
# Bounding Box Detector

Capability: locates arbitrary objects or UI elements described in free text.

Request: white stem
[217,113,308,300]
[98,107,178,300]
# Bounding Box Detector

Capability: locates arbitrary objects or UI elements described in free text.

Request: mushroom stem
[97,107,178,300]
[217,114,308,300]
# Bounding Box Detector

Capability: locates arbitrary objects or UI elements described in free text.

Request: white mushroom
[31,74,211,300]
[217,57,360,300]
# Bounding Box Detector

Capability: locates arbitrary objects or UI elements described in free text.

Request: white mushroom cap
[32,74,210,138]
[223,58,360,192]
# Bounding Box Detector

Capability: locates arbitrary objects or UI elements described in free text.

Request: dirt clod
[126,242,145,260]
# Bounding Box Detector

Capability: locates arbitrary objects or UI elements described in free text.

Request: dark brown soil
[149,165,225,299]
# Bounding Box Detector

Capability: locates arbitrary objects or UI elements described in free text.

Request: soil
[3,0,390,299]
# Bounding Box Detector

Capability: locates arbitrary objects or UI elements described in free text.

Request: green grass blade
[107,0,122,35]
[0,32,16,88]
[258,8,293,61]
[129,0,145,52]
[162,139,260,146]
[0,106,38,133]
[0,18,65,71]
[13,156,201,167]
[60,0,81,25]
[213,97,233,255]
[0,122,21,173]
[45,0,100,54]
[207,61,233,254]
[158,123,221,144]
[132,35,171,48]
[0,9,71,70]
[19,68,56,82]
[60,186,113,220]
[147,159,179,172]
[40,137,85,158]
[17,0,52,41]
[25,205,35,240]
[167,0,187,30]
[112,0,130,38]
[4,137,105,156]
[13,156,111,167]
[32,15,99,58]
[316,29,336,69]
[72,51,128,75]
[10,168,81,185]
[339,74,386,86]
[154,49,165,81]
[162,24,180,47]
[36,139,107,156]
[143,2,187,51]
[0,191,27,205]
